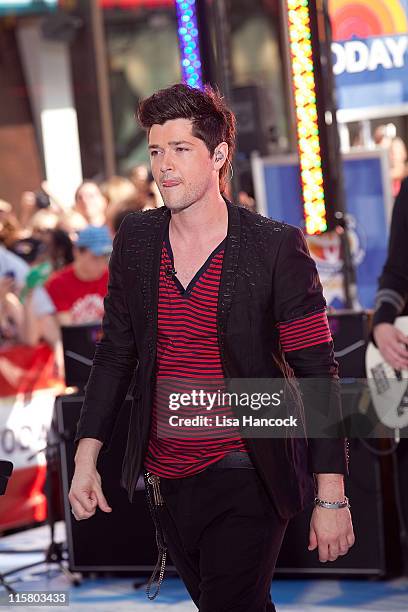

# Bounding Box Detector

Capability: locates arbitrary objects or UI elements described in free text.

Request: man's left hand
[308,506,355,562]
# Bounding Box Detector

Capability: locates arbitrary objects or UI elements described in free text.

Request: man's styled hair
[137,83,236,191]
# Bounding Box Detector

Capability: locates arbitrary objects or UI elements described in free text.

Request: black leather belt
[207,451,255,470]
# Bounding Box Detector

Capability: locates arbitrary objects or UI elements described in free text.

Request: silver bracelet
[314,496,350,509]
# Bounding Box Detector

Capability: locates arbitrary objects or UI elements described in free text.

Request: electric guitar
[365,316,408,431]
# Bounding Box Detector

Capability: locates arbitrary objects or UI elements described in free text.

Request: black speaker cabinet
[328,310,370,378]
[56,395,159,573]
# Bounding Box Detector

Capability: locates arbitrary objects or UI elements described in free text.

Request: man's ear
[213,142,229,169]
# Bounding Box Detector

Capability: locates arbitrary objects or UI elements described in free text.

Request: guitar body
[365,316,408,430]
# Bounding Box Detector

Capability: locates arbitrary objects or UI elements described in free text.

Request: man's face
[148,118,216,212]
[74,248,108,279]
[75,183,107,222]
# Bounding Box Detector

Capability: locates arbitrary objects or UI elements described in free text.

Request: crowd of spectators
[0,166,162,377]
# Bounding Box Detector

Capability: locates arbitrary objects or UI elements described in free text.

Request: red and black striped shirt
[144,231,247,478]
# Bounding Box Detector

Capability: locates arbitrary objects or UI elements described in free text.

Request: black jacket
[75,201,348,520]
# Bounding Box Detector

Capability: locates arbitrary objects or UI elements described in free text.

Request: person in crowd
[46,229,74,271]
[101,175,145,235]
[106,195,145,236]
[374,124,408,197]
[16,228,74,271]
[10,237,48,266]
[70,83,353,612]
[144,179,163,209]
[20,282,60,349]
[45,225,111,326]
[28,208,60,237]
[129,164,163,209]
[129,163,150,194]
[0,274,23,346]
[0,246,58,348]
[17,187,60,229]
[389,137,408,197]
[101,175,138,208]
[58,207,88,235]
[374,123,394,148]
[73,181,108,228]
[13,184,84,239]
[0,200,22,249]
[17,190,38,229]
[0,244,55,325]
[0,199,12,220]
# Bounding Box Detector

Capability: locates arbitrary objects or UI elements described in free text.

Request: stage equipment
[56,395,160,573]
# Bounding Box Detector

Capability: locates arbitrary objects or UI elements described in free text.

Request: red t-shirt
[45,264,108,323]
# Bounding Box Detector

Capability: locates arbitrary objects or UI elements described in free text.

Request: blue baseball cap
[76,225,112,256]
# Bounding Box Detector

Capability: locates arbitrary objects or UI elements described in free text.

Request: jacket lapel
[137,207,170,361]
[217,200,241,345]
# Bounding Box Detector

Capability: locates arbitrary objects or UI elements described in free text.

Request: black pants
[157,466,288,612]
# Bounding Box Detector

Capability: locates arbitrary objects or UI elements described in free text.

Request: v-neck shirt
[164,227,226,296]
[144,230,247,478]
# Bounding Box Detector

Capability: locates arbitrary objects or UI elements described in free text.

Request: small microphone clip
[166,266,177,278]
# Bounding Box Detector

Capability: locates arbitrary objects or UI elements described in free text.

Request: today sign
[329,0,408,113]
[332,37,408,75]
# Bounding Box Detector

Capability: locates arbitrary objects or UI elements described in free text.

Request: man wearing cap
[45,225,112,325]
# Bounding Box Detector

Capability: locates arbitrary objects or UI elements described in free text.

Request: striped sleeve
[277,309,332,352]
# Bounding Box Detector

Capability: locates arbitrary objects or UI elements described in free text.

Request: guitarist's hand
[373,323,408,370]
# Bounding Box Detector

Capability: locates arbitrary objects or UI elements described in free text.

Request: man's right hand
[373,322,408,370]
[69,438,112,520]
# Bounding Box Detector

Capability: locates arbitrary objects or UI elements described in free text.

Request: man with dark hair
[70,83,354,611]
[45,225,111,325]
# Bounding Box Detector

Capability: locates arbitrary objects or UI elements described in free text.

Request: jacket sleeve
[273,225,349,476]
[74,215,138,453]
[373,178,408,328]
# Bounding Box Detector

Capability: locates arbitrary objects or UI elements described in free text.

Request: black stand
[335,211,360,309]
[0,434,81,593]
